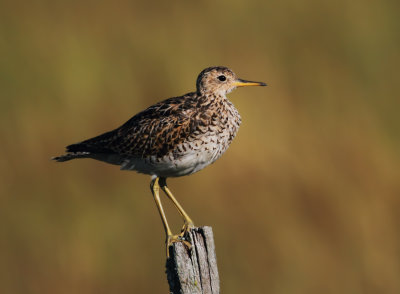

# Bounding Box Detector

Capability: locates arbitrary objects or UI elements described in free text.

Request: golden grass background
[1,0,399,293]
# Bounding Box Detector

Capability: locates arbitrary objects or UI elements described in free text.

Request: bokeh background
[1,0,399,293]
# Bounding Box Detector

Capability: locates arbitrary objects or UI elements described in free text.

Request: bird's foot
[165,222,195,257]
[166,234,192,257]
[180,221,195,238]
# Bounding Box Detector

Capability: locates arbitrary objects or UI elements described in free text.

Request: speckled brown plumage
[54,66,266,178]
[66,92,238,161]
[53,66,266,253]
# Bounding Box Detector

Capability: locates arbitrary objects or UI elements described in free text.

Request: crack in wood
[165,227,220,294]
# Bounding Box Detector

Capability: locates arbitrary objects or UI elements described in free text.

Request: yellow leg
[150,177,190,256]
[159,177,195,237]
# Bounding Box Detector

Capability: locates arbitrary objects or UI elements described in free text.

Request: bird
[53,66,266,255]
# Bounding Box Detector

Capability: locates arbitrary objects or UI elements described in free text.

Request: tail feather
[66,142,113,154]
[53,133,116,163]
[52,152,91,162]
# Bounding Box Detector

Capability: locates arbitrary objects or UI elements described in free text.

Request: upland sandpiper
[53,66,266,254]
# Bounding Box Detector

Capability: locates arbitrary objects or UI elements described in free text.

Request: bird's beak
[234,79,267,87]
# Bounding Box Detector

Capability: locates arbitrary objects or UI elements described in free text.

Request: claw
[166,234,192,257]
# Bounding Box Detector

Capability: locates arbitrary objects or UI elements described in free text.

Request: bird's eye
[217,75,226,82]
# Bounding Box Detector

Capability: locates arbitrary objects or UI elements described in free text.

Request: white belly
[120,137,228,177]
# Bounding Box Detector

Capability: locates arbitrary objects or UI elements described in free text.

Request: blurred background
[1,0,399,293]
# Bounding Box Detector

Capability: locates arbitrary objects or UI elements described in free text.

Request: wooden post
[165,226,220,294]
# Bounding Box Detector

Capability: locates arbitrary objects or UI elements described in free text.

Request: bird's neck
[195,91,228,105]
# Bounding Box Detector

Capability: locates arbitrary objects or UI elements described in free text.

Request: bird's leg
[150,177,189,256]
[159,178,195,239]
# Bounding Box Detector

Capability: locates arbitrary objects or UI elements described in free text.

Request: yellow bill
[234,79,267,87]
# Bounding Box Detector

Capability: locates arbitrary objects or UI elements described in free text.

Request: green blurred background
[1,0,399,293]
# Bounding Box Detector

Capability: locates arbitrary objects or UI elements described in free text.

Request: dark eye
[218,75,226,82]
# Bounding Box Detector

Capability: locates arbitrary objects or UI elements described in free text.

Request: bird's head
[196,66,266,96]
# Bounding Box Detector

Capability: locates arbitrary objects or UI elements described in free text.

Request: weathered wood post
[165,226,220,294]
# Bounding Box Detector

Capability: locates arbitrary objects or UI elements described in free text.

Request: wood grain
[166,227,220,294]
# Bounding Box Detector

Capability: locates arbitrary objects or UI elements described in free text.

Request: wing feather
[66,93,198,158]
